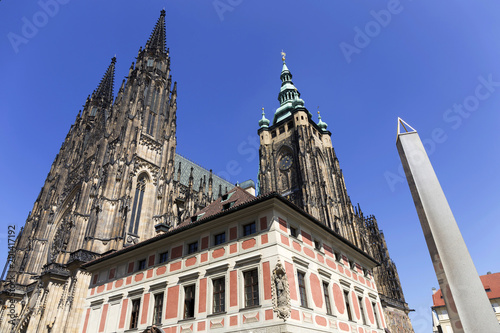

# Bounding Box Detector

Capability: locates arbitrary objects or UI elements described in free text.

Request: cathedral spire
[92,57,116,106]
[273,52,307,125]
[145,10,167,55]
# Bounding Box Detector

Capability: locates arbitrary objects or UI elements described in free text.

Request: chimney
[238,179,256,196]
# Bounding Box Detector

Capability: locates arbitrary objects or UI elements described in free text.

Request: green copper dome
[317,110,328,131]
[272,53,310,125]
[259,108,270,128]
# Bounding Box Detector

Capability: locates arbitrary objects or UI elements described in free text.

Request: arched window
[129,174,147,235]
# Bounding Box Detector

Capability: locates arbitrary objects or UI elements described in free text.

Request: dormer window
[222,202,234,210]
[221,192,234,202]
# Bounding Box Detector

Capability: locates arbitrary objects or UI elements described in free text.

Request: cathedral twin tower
[3,10,413,332]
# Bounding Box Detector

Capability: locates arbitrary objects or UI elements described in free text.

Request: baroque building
[0,10,412,333]
[257,53,413,332]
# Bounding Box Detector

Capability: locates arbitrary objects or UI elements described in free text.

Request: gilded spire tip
[281,50,286,63]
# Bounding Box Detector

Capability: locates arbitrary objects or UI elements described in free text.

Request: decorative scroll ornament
[271,260,291,321]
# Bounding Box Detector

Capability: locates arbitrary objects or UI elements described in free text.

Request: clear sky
[1,1,499,332]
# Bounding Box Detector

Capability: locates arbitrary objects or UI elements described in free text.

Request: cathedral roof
[174,153,233,196]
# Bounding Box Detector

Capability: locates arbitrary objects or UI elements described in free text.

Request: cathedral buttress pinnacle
[92,57,116,108]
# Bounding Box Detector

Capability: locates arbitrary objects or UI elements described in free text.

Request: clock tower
[258,53,359,244]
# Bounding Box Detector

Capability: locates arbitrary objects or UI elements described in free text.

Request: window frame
[358,295,367,325]
[129,298,141,329]
[214,232,226,246]
[152,292,164,325]
[187,241,198,255]
[158,251,168,264]
[297,270,308,308]
[212,276,226,314]
[183,284,196,319]
[242,222,256,237]
[137,259,146,271]
[243,268,260,308]
[290,226,298,238]
[343,290,353,322]
[323,281,332,315]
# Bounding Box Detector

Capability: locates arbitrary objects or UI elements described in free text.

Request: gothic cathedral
[0,11,413,333]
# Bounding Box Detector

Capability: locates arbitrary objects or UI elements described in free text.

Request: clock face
[279,154,293,170]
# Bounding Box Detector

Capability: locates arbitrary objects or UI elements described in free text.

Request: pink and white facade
[82,193,387,333]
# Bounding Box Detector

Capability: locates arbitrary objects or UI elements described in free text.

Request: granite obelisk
[396,118,500,333]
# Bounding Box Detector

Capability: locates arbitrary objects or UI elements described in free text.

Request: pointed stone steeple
[92,57,116,107]
[273,51,307,125]
[145,9,167,55]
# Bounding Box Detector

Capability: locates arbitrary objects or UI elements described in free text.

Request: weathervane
[281,50,286,62]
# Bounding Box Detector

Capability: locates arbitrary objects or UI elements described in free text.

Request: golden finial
[281,50,286,62]
[317,106,321,116]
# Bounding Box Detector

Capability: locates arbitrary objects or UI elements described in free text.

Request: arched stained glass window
[129,174,147,235]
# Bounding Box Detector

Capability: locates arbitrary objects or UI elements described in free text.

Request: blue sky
[1,1,500,332]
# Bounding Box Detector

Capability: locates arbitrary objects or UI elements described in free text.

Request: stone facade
[257,56,413,331]
[0,9,413,333]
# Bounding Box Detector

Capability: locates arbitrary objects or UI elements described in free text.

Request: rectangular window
[290,226,297,238]
[358,296,366,325]
[184,285,195,319]
[244,269,259,307]
[188,241,198,254]
[323,282,332,315]
[212,277,225,313]
[243,222,256,236]
[372,302,381,328]
[279,126,285,134]
[271,130,276,138]
[153,293,163,325]
[147,59,154,67]
[297,271,308,307]
[314,240,321,251]
[344,290,353,321]
[214,232,226,246]
[130,299,141,329]
[137,259,146,271]
[287,121,293,131]
[334,252,342,262]
[159,251,168,264]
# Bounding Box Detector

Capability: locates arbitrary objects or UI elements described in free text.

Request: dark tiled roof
[83,192,379,268]
[178,186,255,227]
[432,272,500,307]
[174,153,233,196]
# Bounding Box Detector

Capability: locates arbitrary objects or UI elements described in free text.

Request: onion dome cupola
[317,109,328,132]
[272,51,310,125]
[259,107,270,128]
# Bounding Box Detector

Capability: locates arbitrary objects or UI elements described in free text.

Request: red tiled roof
[432,272,500,307]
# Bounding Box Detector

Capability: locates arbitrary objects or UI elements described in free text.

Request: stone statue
[271,260,291,321]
